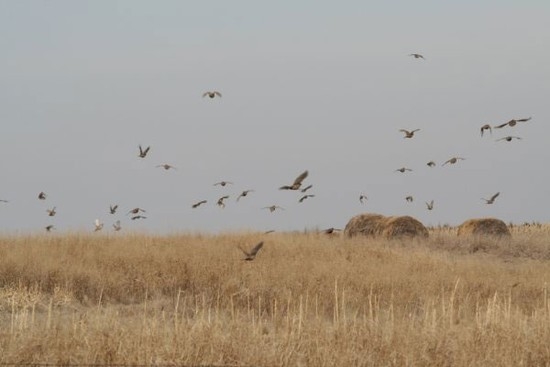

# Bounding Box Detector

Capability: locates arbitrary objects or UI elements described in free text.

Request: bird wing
[517,117,531,122]
[214,91,222,97]
[491,192,500,201]
[202,92,209,97]
[399,129,410,134]
[293,170,309,185]
[494,122,508,129]
[143,146,150,155]
[249,241,264,256]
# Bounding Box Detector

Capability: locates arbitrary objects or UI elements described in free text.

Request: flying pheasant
[237,190,254,201]
[239,241,264,261]
[217,195,229,208]
[426,200,434,210]
[300,184,313,193]
[38,192,47,200]
[442,157,465,166]
[203,91,222,99]
[399,129,420,138]
[409,53,425,59]
[480,124,492,137]
[156,164,176,170]
[494,117,531,129]
[395,167,413,173]
[138,145,151,158]
[279,170,309,190]
[496,136,522,142]
[299,194,315,203]
[46,207,56,217]
[94,219,104,232]
[109,205,118,214]
[262,205,284,213]
[113,220,122,231]
[192,200,207,208]
[482,192,500,204]
[214,181,233,187]
[359,194,368,204]
[427,161,436,167]
[405,196,414,203]
[127,207,146,215]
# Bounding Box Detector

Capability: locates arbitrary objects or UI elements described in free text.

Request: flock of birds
[391,115,530,211]
[0,54,536,261]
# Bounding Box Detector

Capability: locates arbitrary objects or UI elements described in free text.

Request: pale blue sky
[1,1,549,233]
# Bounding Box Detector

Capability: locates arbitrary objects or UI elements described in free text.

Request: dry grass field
[1,225,550,366]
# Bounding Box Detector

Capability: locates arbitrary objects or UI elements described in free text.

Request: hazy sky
[1,1,549,234]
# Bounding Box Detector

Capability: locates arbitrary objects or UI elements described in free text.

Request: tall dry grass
[1,226,550,366]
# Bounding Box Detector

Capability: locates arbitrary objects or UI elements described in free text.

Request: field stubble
[1,226,550,366]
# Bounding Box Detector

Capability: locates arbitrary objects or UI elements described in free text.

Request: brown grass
[345,212,428,239]
[457,218,512,237]
[1,227,550,365]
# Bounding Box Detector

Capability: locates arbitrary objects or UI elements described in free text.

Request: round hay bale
[344,213,387,237]
[457,218,511,237]
[382,215,429,239]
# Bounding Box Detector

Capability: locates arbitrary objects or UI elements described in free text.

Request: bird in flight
[45,225,55,232]
[494,117,531,129]
[113,220,122,232]
[203,91,222,99]
[192,200,207,208]
[482,192,500,204]
[279,170,309,190]
[426,200,434,211]
[405,196,414,203]
[239,241,264,261]
[138,145,151,158]
[217,195,230,208]
[237,190,254,201]
[38,192,47,200]
[263,205,284,213]
[0,199,8,203]
[300,184,313,193]
[131,215,147,220]
[359,194,368,204]
[409,53,425,59]
[127,207,146,215]
[426,161,436,167]
[480,124,492,137]
[299,194,315,203]
[399,129,420,138]
[214,181,233,187]
[156,164,176,170]
[94,219,104,232]
[46,207,56,217]
[395,167,413,173]
[109,205,118,214]
[496,136,522,142]
[442,157,465,166]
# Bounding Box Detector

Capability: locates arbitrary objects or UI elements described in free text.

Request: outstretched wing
[293,170,309,186]
[249,241,264,256]
[494,122,508,129]
[491,192,500,201]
